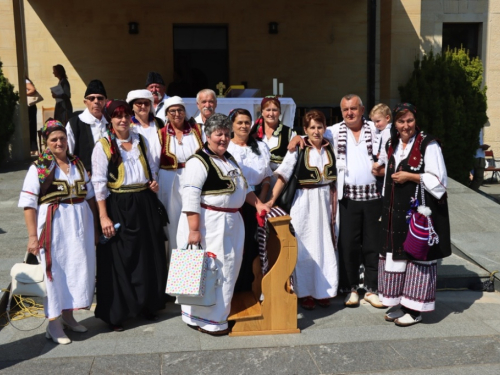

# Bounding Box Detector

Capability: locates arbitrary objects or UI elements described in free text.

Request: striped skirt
[378,253,437,312]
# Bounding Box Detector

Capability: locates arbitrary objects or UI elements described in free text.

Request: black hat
[145,71,165,87]
[84,79,107,98]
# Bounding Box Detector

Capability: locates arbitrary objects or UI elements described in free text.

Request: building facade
[0,0,498,160]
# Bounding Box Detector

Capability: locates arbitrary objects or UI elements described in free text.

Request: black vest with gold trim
[98,134,150,191]
[297,139,337,186]
[36,156,88,204]
[189,145,247,196]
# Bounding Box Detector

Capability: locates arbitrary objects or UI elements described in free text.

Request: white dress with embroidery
[275,146,339,299]
[176,154,249,332]
[158,129,206,254]
[18,163,96,319]
[131,121,161,174]
[227,141,273,189]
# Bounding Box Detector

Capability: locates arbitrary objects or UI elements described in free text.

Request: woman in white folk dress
[158,96,205,255]
[267,110,339,310]
[19,120,98,345]
[227,108,273,292]
[176,113,269,335]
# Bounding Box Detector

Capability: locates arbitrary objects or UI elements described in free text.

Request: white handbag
[7,253,47,331]
[176,255,221,306]
[9,253,47,299]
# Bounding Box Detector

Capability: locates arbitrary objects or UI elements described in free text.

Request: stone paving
[2,161,500,374]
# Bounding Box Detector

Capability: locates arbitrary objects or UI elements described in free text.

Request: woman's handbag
[403,177,439,260]
[9,252,47,299]
[6,252,47,331]
[27,91,44,106]
[276,148,304,213]
[166,244,212,297]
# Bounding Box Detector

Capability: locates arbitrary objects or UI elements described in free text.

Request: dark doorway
[170,25,229,98]
[442,23,482,58]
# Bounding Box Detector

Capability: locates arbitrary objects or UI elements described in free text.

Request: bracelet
[261,180,271,186]
[29,234,37,237]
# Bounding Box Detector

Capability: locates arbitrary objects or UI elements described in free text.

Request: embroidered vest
[297,142,337,185]
[253,123,292,165]
[189,148,247,196]
[98,134,150,190]
[36,157,88,204]
[159,121,203,170]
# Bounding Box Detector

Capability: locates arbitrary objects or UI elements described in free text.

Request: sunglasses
[134,101,151,107]
[168,109,185,115]
[85,95,106,102]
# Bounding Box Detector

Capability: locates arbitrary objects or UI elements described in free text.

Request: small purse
[403,177,439,260]
[6,253,47,331]
[166,244,209,297]
[9,252,47,299]
[276,148,304,213]
[27,91,44,106]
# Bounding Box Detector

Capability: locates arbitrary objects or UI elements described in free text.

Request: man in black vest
[146,72,169,124]
[66,80,108,174]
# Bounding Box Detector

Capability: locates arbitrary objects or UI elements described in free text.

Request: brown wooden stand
[228,215,300,336]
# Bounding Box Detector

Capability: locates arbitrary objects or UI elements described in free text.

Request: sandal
[300,296,316,310]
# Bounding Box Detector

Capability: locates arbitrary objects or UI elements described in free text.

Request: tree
[399,48,488,185]
[0,60,19,165]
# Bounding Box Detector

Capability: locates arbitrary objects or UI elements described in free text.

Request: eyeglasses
[168,109,185,115]
[85,95,106,102]
[134,101,151,107]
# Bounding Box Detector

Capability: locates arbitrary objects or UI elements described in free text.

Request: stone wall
[2,0,369,112]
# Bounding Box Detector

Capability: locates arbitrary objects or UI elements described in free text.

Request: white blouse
[19,163,95,209]
[91,132,157,201]
[275,145,333,185]
[227,141,273,188]
[379,135,448,199]
[131,121,161,173]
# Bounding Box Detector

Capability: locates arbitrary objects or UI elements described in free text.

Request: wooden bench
[485,150,500,182]
[228,215,300,336]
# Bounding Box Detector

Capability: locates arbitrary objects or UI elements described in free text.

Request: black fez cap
[145,71,165,87]
[84,79,107,98]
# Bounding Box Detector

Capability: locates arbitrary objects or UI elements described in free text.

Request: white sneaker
[344,292,359,307]
[384,308,405,322]
[395,313,422,327]
[364,293,384,308]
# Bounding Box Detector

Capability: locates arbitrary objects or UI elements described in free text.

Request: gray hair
[340,94,364,108]
[204,113,232,137]
[196,89,217,103]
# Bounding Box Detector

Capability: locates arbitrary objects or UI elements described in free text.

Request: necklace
[117,134,132,142]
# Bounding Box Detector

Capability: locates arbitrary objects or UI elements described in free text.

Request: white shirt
[194,114,204,125]
[66,109,108,154]
[154,94,169,124]
[91,132,158,201]
[227,141,273,188]
[261,127,296,171]
[378,134,448,199]
[325,122,378,186]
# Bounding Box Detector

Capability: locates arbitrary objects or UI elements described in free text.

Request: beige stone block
[444,0,459,13]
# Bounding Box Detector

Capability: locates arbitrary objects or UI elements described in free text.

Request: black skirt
[95,189,167,325]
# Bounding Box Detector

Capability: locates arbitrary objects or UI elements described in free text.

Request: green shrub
[399,48,488,185]
[0,60,20,165]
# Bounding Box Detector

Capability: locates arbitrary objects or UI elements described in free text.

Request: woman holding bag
[91,100,167,331]
[375,103,451,326]
[176,113,269,336]
[18,120,98,344]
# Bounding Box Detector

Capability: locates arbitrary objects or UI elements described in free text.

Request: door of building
[171,25,229,98]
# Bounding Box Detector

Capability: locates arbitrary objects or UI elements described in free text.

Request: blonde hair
[370,103,391,119]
